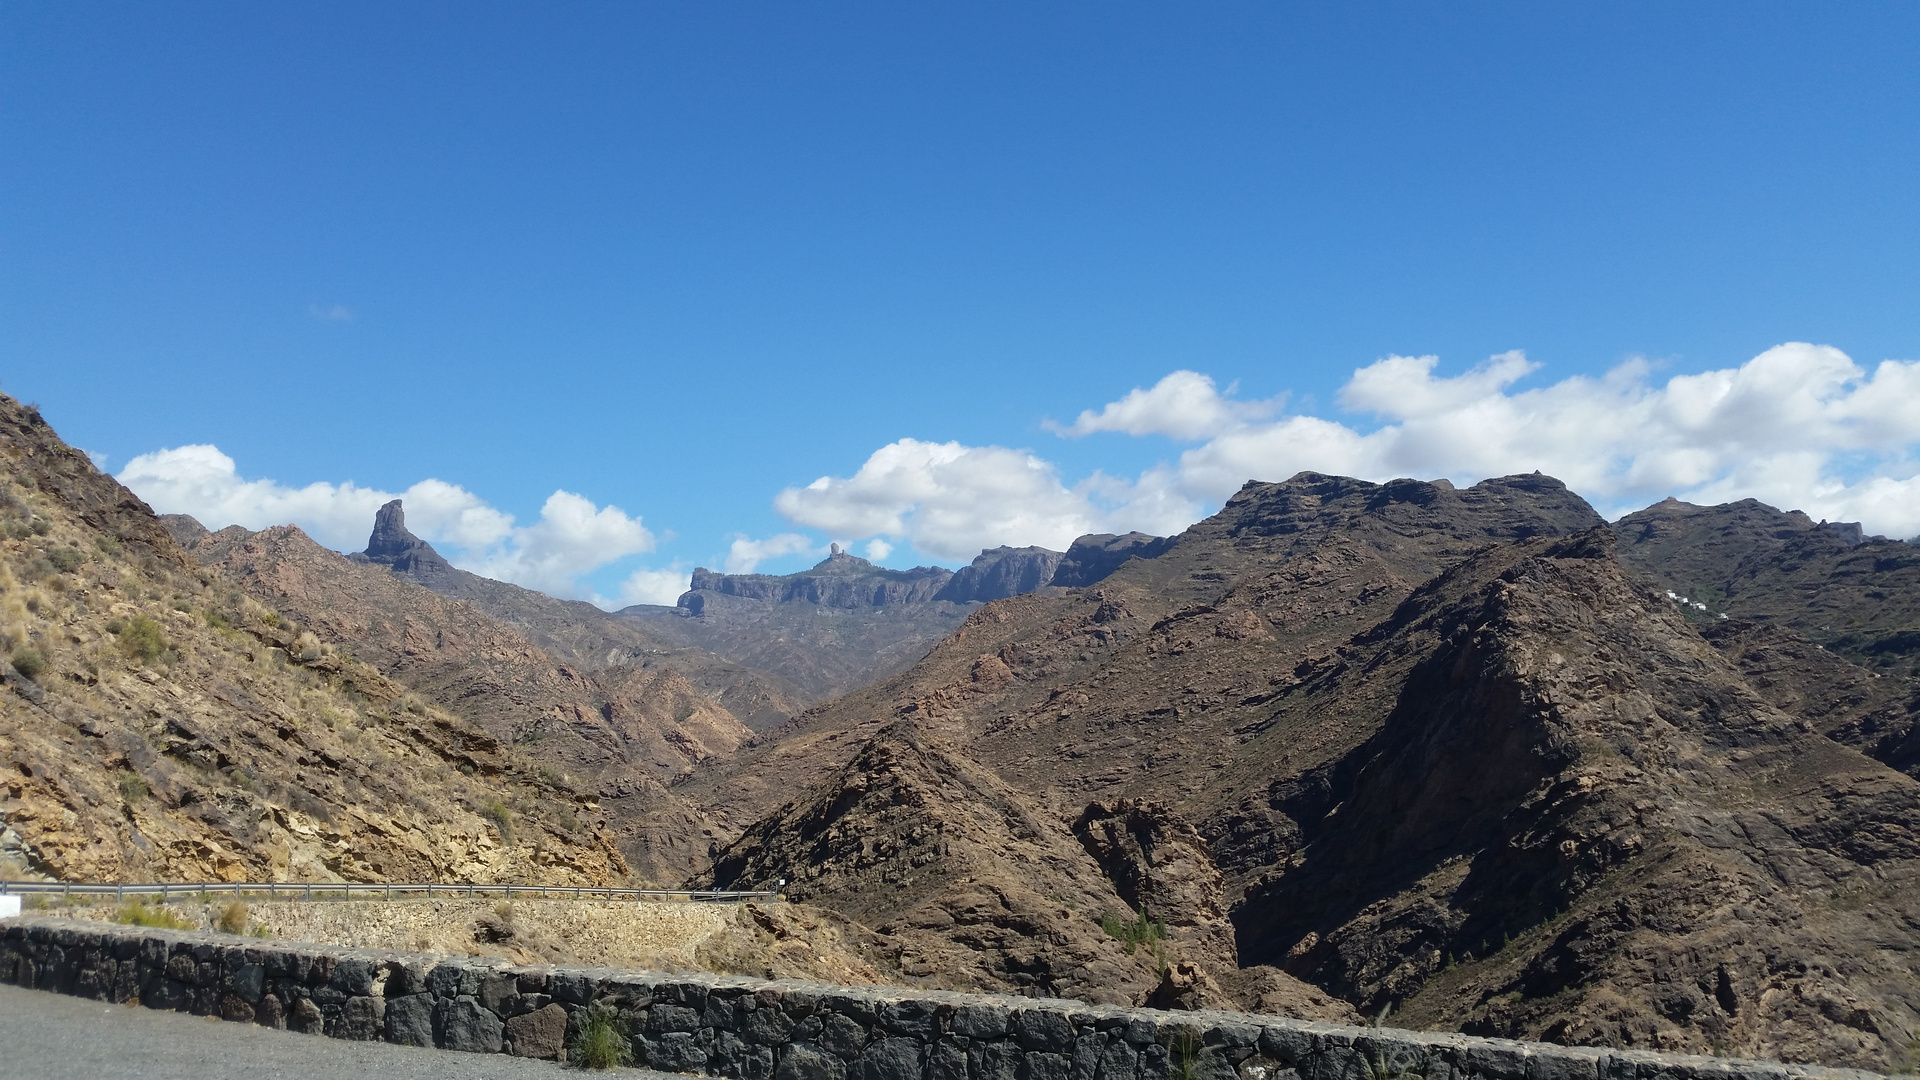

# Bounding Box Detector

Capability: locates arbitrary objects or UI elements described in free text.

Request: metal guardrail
[0,881,778,904]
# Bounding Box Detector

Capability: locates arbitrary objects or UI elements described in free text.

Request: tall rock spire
[355,499,452,576]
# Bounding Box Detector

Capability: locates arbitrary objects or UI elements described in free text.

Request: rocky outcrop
[933,546,1065,603]
[623,546,977,704]
[1050,532,1174,588]
[349,498,453,577]
[686,548,953,609]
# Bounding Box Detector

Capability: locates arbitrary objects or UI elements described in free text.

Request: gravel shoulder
[0,981,673,1080]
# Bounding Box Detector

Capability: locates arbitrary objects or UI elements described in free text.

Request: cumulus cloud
[1149,343,1920,538]
[773,438,1200,560]
[724,533,817,574]
[614,566,693,607]
[1046,370,1280,439]
[117,444,656,603]
[864,538,893,561]
[781,343,1920,558]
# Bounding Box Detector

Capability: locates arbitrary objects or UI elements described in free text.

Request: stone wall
[0,917,1890,1080]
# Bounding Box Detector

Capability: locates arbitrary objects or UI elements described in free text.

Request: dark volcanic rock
[933,546,1065,603]
[350,499,453,576]
[1049,533,1173,588]
[1614,497,1920,676]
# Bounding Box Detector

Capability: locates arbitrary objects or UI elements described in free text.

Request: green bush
[568,1003,632,1069]
[116,615,168,663]
[9,645,44,680]
[1100,907,1167,955]
[116,771,148,805]
[94,534,124,558]
[47,547,85,573]
[479,800,515,844]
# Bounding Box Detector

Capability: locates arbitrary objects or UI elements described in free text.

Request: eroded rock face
[689,551,953,609]
[352,499,452,577]
[1049,533,1173,589]
[934,547,1065,604]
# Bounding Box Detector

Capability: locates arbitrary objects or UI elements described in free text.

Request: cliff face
[686,549,952,609]
[621,548,976,704]
[932,546,1066,604]
[0,395,628,887]
[1048,532,1173,589]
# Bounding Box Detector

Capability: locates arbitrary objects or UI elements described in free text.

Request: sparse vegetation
[115,615,168,663]
[1099,906,1167,955]
[216,901,250,934]
[9,644,44,680]
[117,901,194,930]
[47,546,86,573]
[1167,1027,1201,1080]
[568,1003,633,1069]
[116,771,148,805]
[480,799,515,844]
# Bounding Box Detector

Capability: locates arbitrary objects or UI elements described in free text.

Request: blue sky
[5,4,1919,605]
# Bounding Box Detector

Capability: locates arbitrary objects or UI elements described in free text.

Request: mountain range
[4,396,1918,1072]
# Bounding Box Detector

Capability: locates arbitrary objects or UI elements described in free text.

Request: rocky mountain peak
[352,498,451,576]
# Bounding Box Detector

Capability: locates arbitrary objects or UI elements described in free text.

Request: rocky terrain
[37,894,889,984]
[688,474,1920,1071]
[168,514,746,885]
[619,547,985,703]
[342,500,808,733]
[0,395,628,888]
[1614,497,1920,677]
[8,388,1920,1069]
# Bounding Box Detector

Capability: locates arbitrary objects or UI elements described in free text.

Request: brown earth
[0,395,628,888]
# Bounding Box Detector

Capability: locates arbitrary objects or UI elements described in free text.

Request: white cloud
[1141,343,1920,538]
[309,303,354,322]
[773,438,1200,560]
[117,444,657,603]
[724,533,816,574]
[82,448,109,470]
[864,538,893,561]
[1046,370,1280,439]
[782,343,1920,558]
[614,566,693,607]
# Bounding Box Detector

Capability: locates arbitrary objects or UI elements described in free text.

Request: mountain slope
[174,521,744,884]
[692,473,1920,1070]
[1614,497,1920,676]
[350,500,807,732]
[0,395,627,886]
[621,548,981,703]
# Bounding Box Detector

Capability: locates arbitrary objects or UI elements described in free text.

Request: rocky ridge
[0,394,627,887]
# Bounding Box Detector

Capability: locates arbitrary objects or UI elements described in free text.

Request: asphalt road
[0,982,671,1079]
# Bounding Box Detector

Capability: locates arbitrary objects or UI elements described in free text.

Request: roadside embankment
[12,897,888,984]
